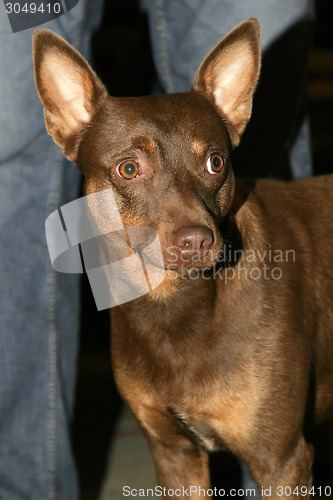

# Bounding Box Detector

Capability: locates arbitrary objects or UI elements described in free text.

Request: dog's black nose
[173,226,214,254]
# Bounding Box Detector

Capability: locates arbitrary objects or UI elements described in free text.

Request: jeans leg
[0,1,103,499]
[148,0,315,179]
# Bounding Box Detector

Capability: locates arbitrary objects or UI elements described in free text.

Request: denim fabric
[148,0,315,180]
[0,1,103,499]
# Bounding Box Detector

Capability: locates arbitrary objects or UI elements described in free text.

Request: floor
[72,1,333,499]
[99,407,156,500]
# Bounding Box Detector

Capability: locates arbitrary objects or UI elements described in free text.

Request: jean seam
[73,0,88,51]
[152,0,173,93]
[47,2,89,498]
[47,151,65,500]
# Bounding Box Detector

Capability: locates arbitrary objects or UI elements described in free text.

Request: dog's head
[33,19,260,277]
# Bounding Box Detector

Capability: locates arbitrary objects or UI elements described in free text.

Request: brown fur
[33,19,333,498]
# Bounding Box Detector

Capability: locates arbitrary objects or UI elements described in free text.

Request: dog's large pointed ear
[192,19,261,148]
[33,29,108,162]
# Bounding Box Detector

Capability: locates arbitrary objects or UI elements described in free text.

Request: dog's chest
[167,379,258,454]
[114,296,259,453]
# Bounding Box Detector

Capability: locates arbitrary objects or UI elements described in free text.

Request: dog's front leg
[134,405,210,499]
[149,437,210,499]
[250,436,314,499]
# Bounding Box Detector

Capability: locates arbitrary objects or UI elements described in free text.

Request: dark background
[71,1,333,498]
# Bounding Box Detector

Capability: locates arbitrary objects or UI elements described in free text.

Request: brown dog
[33,19,333,498]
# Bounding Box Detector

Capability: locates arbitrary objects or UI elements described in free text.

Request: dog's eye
[206,153,224,175]
[117,159,140,180]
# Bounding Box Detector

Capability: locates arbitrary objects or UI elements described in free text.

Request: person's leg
[0,1,103,499]
[148,0,315,179]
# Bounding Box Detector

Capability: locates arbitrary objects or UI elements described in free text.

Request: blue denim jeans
[0,2,103,499]
[148,0,315,180]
